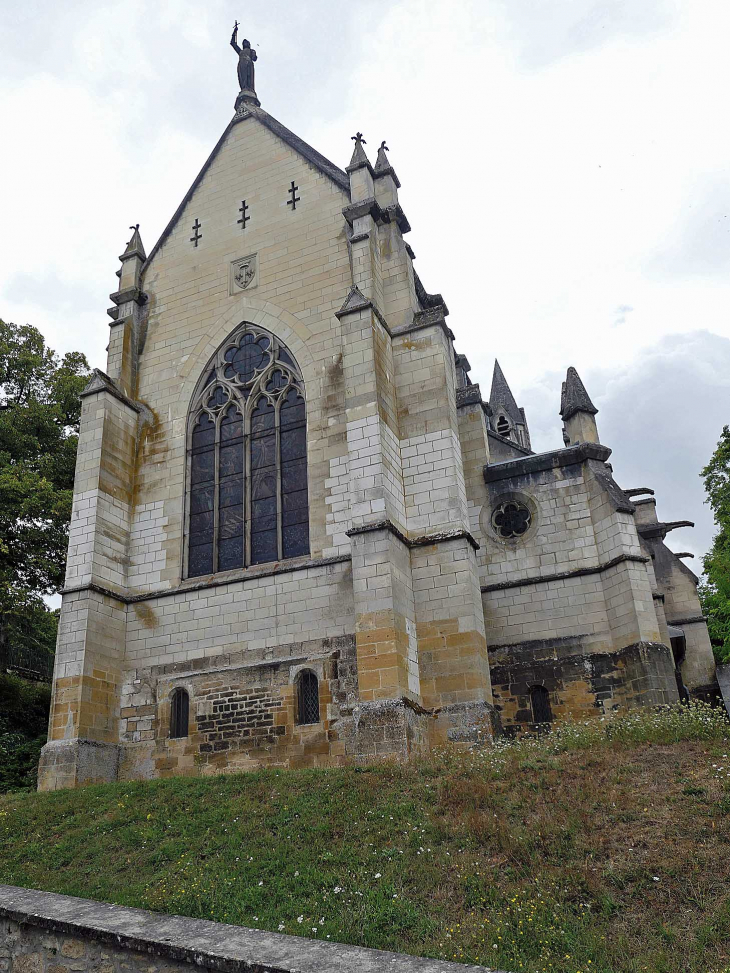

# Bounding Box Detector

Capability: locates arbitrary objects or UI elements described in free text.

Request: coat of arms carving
[230,254,257,293]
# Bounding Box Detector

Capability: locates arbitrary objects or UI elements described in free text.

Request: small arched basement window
[297,670,320,725]
[170,688,190,739]
[496,414,511,438]
[529,685,552,725]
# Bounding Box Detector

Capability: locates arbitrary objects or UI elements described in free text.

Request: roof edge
[141,107,349,276]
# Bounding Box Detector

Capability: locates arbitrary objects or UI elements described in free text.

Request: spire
[560,366,600,446]
[489,360,530,448]
[490,360,521,424]
[560,366,598,421]
[347,132,372,171]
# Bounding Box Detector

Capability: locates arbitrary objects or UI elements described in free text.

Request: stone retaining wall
[0,886,507,973]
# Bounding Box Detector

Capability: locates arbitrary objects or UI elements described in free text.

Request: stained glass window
[186,324,309,577]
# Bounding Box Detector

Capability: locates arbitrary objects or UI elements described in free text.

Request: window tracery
[491,500,531,539]
[187,323,309,577]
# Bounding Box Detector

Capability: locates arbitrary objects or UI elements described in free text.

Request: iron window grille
[297,670,320,725]
[186,323,310,577]
[170,688,190,738]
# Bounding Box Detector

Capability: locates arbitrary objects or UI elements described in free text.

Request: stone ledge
[483,442,612,483]
[480,553,650,593]
[665,614,707,627]
[346,520,480,551]
[0,885,507,973]
[61,554,353,606]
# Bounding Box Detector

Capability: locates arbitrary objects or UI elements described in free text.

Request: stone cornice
[342,198,411,234]
[109,286,147,307]
[61,554,353,606]
[346,520,480,551]
[391,308,454,343]
[666,614,707,627]
[480,552,649,593]
[483,441,612,483]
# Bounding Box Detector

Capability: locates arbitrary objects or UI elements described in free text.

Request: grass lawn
[2,704,730,973]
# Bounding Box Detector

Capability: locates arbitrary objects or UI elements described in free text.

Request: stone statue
[230,22,257,93]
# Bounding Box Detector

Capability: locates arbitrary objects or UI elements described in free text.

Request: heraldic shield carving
[230,253,258,293]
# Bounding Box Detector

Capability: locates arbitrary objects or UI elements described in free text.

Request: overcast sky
[2,0,729,564]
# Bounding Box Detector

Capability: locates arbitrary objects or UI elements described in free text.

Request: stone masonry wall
[0,886,505,973]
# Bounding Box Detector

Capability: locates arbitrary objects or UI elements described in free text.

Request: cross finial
[380,141,388,152]
[129,224,139,232]
[352,132,366,145]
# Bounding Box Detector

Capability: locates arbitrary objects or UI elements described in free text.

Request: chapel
[38,34,717,789]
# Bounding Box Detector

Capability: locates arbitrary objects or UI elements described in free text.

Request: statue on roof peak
[230,21,257,93]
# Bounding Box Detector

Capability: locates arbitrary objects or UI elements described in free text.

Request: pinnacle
[347,133,372,171]
[120,225,146,262]
[374,140,401,188]
[560,366,598,420]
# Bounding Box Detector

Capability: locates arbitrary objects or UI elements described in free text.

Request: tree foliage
[0,319,90,655]
[699,425,730,663]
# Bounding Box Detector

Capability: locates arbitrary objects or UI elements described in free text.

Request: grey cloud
[521,331,730,562]
[647,176,730,279]
[496,0,675,69]
[3,271,99,313]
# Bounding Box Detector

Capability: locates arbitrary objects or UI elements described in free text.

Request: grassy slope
[2,707,730,973]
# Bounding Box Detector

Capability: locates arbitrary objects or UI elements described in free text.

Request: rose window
[491,500,531,539]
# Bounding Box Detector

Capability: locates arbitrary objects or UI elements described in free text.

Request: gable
[142,107,349,273]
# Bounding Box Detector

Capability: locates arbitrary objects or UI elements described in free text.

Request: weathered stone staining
[37,36,717,790]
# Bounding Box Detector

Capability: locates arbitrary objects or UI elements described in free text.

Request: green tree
[0,319,90,661]
[699,425,730,663]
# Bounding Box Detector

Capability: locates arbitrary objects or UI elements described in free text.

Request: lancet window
[186,323,309,577]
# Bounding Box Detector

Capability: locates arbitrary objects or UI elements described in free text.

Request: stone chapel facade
[38,58,717,790]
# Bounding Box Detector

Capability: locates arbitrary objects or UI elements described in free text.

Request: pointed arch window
[186,323,309,577]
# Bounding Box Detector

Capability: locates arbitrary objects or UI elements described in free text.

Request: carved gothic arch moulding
[175,296,318,425]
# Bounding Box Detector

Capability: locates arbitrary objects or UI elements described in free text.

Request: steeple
[560,366,600,446]
[489,360,530,448]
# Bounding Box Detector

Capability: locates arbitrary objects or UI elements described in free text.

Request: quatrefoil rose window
[491,500,532,539]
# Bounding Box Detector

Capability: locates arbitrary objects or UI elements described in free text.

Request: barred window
[297,670,320,725]
[187,323,309,577]
[170,688,189,739]
[529,685,552,725]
